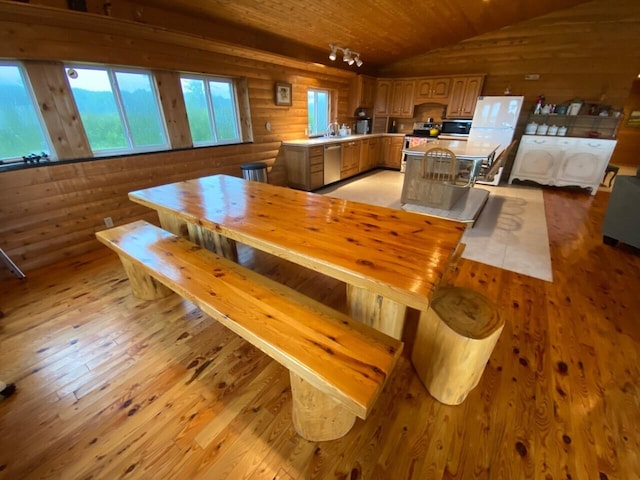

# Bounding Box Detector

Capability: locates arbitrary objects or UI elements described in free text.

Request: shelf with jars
[524,113,621,139]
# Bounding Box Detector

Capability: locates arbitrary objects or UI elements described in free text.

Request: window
[66,66,168,155]
[0,62,54,164]
[307,88,329,137]
[179,75,241,146]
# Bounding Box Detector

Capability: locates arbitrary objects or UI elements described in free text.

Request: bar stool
[411,286,504,405]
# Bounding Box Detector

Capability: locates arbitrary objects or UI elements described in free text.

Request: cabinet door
[459,76,483,117]
[415,77,450,103]
[380,137,392,166]
[349,75,376,115]
[389,137,404,169]
[359,139,370,172]
[509,137,560,183]
[374,79,392,116]
[447,76,484,118]
[309,146,324,190]
[390,80,415,117]
[368,137,380,169]
[556,139,616,193]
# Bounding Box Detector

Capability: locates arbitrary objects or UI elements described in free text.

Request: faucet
[325,121,340,137]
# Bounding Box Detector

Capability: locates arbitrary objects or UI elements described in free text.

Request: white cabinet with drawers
[509,135,616,195]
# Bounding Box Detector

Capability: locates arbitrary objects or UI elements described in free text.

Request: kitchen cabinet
[348,75,376,115]
[284,145,324,191]
[509,135,616,194]
[358,137,380,172]
[380,136,404,169]
[414,77,450,103]
[374,79,392,116]
[341,140,361,178]
[374,79,415,118]
[447,75,484,118]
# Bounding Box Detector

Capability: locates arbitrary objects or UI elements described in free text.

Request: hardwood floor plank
[1,187,639,479]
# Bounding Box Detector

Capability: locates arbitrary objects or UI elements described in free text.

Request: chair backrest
[485,140,518,181]
[420,147,458,183]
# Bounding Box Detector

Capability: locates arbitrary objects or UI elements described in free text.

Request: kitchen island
[403,139,500,184]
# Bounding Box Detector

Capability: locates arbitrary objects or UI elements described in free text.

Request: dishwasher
[323,144,342,186]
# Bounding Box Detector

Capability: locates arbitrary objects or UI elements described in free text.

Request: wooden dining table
[128,174,466,339]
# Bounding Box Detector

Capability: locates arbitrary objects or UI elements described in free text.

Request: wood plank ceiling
[131,0,594,70]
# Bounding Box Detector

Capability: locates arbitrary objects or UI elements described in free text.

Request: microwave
[355,117,372,134]
[440,119,472,137]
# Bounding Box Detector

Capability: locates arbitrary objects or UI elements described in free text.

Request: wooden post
[289,372,357,442]
[119,256,172,300]
[346,284,406,340]
[187,223,238,262]
[411,287,504,405]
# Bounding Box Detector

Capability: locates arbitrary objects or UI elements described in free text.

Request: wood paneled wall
[380,0,640,167]
[0,2,354,276]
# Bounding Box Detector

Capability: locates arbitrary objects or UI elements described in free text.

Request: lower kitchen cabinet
[380,136,404,169]
[284,145,324,191]
[341,140,361,178]
[509,135,616,195]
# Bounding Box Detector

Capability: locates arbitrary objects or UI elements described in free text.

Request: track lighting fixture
[328,44,363,67]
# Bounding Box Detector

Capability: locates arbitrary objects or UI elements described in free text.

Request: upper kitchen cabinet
[414,77,450,103]
[447,75,485,118]
[374,79,415,118]
[348,75,376,115]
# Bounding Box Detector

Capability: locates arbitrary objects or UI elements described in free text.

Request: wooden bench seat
[96,220,403,441]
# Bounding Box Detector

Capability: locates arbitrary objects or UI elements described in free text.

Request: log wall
[0,2,353,276]
[381,0,640,168]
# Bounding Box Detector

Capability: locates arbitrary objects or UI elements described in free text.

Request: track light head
[328,45,362,67]
[328,44,337,61]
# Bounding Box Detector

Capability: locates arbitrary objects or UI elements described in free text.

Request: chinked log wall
[0,2,353,276]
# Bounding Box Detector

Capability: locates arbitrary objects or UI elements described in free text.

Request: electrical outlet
[399,124,404,130]
[104,217,114,228]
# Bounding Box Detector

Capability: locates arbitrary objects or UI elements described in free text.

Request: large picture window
[307,88,329,137]
[0,62,54,164]
[179,75,241,146]
[66,66,168,155]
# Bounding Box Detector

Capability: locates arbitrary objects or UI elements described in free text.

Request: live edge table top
[129,175,466,312]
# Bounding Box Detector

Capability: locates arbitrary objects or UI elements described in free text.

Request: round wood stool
[411,287,504,405]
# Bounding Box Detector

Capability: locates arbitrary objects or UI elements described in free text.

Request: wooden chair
[480,139,518,184]
[401,147,470,209]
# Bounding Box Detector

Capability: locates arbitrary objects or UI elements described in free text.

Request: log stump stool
[411,286,504,405]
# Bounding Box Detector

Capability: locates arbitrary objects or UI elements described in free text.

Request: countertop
[282,133,405,147]
[403,139,499,159]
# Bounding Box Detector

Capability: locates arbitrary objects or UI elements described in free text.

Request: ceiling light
[327,44,363,67]
[329,44,337,61]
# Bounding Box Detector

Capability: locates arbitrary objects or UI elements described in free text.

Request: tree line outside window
[0,61,244,166]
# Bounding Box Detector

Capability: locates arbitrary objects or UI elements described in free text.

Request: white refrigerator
[467,95,524,158]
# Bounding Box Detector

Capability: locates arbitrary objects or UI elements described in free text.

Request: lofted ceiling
[131,0,594,71]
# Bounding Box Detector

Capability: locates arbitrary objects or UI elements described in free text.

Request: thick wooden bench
[96,220,403,441]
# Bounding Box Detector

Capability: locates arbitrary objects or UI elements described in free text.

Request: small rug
[317,170,553,282]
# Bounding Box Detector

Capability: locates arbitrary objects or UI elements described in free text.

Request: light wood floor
[1,187,639,479]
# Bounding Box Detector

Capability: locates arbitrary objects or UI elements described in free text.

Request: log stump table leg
[289,372,356,442]
[187,223,238,262]
[346,284,407,340]
[411,286,504,405]
[119,256,172,300]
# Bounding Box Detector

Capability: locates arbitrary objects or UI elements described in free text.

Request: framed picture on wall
[275,82,292,106]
